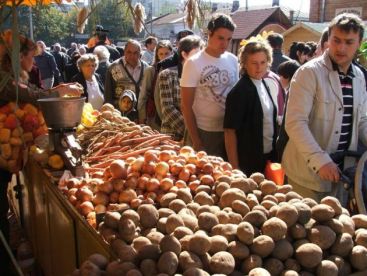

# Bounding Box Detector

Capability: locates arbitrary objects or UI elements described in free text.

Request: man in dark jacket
[52,43,70,84]
[87,25,120,62]
[34,41,62,89]
[267,33,291,73]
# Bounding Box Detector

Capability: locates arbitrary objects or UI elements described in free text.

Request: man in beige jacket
[282,13,367,205]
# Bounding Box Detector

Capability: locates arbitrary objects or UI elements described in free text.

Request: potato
[274,193,286,203]
[355,229,367,248]
[269,205,280,218]
[121,210,140,226]
[126,269,143,276]
[263,194,278,204]
[173,226,194,240]
[322,218,344,234]
[137,244,160,261]
[104,211,121,230]
[252,205,269,217]
[158,251,178,275]
[338,214,355,236]
[316,260,338,276]
[250,172,265,184]
[194,191,214,206]
[196,185,211,194]
[209,235,229,254]
[160,192,177,207]
[79,259,102,276]
[295,243,322,269]
[232,200,250,216]
[352,214,367,229]
[169,199,187,213]
[301,198,317,208]
[215,182,231,197]
[253,189,263,202]
[276,204,299,227]
[321,196,343,216]
[180,235,193,251]
[216,210,230,224]
[311,204,335,222]
[183,267,210,276]
[261,200,277,210]
[281,270,299,276]
[230,178,252,193]
[228,241,249,260]
[284,258,301,272]
[277,184,293,194]
[243,210,267,228]
[263,258,284,276]
[228,212,242,224]
[246,193,260,210]
[272,239,294,261]
[327,255,351,276]
[237,221,255,245]
[179,251,203,271]
[166,214,185,234]
[292,202,312,224]
[307,225,336,250]
[138,204,159,229]
[106,261,136,276]
[330,233,353,257]
[187,202,200,215]
[261,217,287,241]
[87,253,108,270]
[285,191,303,201]
[118,218,136,243]
[199,252,211,272]
[260,180,277,195]
[176,188,193,204]
[159,235,181,256]
[241,254,263,274]
[211,224,238,242]
[157,217,167,234]
[179,209,199,232]
[198,212,219,232]
[290,223,307,240]
[132,236,151,252]
[116,244,137,263]
[350,245,367,271]
[140,259,157,276]
[188,233,211,256]
[293,239,310,250]
[209,251,235,275]
[250,235,275,258]
[219,188,246,208]
[248,267,271,276]
[146,231,164,245]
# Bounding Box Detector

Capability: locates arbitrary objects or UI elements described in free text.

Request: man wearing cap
[105,39,149,112]
[87,25,120,62]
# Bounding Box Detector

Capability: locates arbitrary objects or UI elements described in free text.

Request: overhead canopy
[4,0,71,6]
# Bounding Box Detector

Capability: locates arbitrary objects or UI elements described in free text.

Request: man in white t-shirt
[180,13,239,158]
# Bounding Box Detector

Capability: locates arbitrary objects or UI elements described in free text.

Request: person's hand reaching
[318,161,340,182]
[53,83,84,97]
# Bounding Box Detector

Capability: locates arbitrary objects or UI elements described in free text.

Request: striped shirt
[332,61,354,153]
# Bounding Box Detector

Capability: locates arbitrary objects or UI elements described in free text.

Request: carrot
[85,146,131,162]
[134,135,171,149]
[119,135,161,147]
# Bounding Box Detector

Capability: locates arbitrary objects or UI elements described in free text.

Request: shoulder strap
[120,60,145,95]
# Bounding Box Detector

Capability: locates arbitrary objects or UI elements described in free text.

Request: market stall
[6,99,366,275]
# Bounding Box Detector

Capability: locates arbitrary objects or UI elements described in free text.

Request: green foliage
[358,41,367,68]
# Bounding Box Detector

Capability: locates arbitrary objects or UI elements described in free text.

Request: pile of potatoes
[90,171,367,276]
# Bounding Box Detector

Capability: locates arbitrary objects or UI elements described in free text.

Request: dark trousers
[0,169,13,275]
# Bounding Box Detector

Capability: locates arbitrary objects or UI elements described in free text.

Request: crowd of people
[1,11,367,274]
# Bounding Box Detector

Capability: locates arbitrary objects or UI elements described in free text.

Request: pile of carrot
[77,115,180,171]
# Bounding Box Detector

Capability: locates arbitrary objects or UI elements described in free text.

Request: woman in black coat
[71,53,105,110]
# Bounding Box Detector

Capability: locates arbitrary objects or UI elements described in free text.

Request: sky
[213,0,310,14]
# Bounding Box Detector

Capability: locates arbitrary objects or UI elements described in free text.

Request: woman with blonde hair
[224,40,278,175]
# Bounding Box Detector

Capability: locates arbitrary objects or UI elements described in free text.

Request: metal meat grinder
[37,97,86,177]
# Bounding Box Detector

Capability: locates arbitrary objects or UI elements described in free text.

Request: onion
[176,156,187,166]
[146,192,157,201]
[185,163,197,175]
[179,146,194,156]
[68,195,78,206]
[168,159,175,166]
[109,191,119,203]
[175,180,187,188]
[125,156,136,165]
[97,181,113,194]
[119,189,137,203]
[95,204,107,214]
[142,161,156,175]
[80,201,94,216]
[92,192,109,205]
[155,161,169,177]
[159,150,172,162]
[144,150,159,163]
[178,168,190,182]
[111,179,125,192]
[146,178,160,192]
[213,170,224,181]
[200,175,214,186]
[196,158,208,169]
[220,161,232,172]
[170,163,183,176]
[90,171,104,179]
[66,178,81,189]
[160,178,174,191]
[125,174,139,189]
[137,175,149,190]
[109,160,127,179]
[68,188,78,197]
[77,187,93,202]
[130,198,143,209]
[130,157,144,172]
[170,186,179,193]
[103,168,111,180]
[187,154,198,165]
[197,151,207,159]
[202,163,214,174]
[136,189,144,196]
[188,180,200,192]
